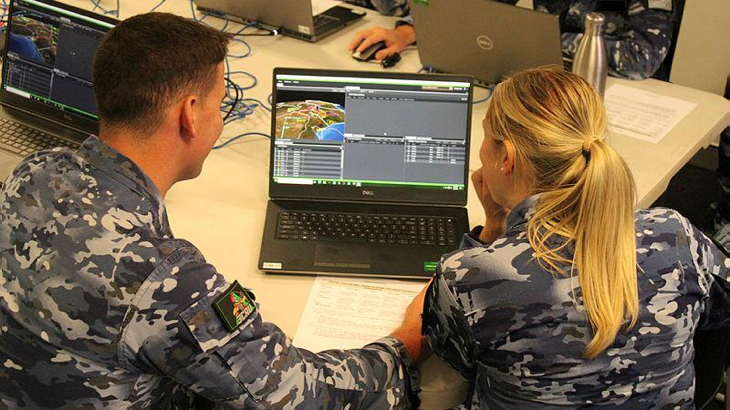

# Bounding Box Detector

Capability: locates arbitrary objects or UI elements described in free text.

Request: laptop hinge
[1,102,91,137]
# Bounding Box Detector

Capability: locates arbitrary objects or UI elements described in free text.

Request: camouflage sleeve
[676,213,730,331]
[561,0,673,80]
[421,252,477,381]
[345,0,410,16]
[119,242,419,409]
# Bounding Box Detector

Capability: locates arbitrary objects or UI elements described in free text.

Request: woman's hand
[472,167,508,243]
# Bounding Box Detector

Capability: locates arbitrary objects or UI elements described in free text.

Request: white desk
[62,0,730,407]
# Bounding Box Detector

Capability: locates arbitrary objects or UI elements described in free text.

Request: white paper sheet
[292,277,426,352]
[604,84,697,144]
[311,0,342,16]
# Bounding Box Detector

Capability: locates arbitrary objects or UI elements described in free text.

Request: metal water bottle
[572,12,608,98]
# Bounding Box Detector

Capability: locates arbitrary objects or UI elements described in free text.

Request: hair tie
[582,137,597,158]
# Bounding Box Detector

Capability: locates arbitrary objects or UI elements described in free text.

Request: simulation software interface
[273,74,471,190]
[2,0,114,120]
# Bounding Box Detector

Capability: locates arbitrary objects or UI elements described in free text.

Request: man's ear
[502,139,516,175]
[179,95,197,141]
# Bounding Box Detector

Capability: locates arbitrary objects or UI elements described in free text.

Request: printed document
[604,84,697,144]
[292,276,426,351]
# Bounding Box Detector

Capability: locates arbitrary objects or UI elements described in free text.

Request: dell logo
[362,190,375,196]
[476,35,494,51]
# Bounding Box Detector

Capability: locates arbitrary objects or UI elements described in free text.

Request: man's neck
[99,131,178,198]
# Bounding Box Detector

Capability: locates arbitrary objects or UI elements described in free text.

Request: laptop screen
[1,0,115,130]
[270,68,473,206]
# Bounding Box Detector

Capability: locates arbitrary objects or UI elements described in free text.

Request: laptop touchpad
[315,245,371,269]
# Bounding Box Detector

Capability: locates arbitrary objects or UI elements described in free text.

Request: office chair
[694,328,730,410]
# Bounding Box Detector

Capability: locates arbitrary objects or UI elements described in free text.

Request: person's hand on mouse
[348,25,416,60]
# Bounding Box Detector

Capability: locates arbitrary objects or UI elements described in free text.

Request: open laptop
[0,0,116,180]
[411,0,564,85]
[259,68,474,279]
[194,0,366,42]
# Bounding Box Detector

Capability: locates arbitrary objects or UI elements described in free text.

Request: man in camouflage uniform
[422,197,730,408]
[0,12,424,409]
[348,0,674,80]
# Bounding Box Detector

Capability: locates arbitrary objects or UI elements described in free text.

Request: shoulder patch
[647,0,672,11]
[213,281,257,332]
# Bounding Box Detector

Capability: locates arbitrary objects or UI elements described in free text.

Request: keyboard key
[0,119,79,153]
[276,211,457,247]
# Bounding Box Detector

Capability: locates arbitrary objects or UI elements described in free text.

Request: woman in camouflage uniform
[421,67,730,409]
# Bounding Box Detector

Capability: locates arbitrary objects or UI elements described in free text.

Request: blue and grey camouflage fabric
[534,0,674,80]
[0,135,419,409]
[423,194,730,409]
[356,0,673,80]
[343,0,410,18]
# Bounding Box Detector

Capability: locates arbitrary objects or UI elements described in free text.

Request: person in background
[421,67,730,408]
[704,76,730,252]
[0,12,426,409]
[348,0,675,80]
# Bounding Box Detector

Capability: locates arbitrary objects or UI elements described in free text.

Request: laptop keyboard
[313,14,338,31]
[277,211,458,246]
[0,118,79,156]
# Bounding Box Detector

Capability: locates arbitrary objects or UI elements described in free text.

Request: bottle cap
[584,12,606,32]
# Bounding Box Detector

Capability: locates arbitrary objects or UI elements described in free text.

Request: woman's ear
[502,139,516,176]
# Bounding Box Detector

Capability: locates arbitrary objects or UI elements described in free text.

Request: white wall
[670,0,730,96]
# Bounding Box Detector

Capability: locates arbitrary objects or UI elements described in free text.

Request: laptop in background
[259,68,473,279]
[411,0,563,85]
[193,0,366,42]
[0,0,116,180]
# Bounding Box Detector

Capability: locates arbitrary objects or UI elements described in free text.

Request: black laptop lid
[270,68,473,206]
[0,0,117,135]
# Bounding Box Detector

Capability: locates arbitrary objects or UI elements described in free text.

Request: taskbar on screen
[274,177,464,190]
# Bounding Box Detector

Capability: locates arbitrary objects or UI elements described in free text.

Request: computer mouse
[352,41,387,62]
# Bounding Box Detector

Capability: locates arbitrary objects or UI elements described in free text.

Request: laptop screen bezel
[269,67,474,206]
[0,0,117,135]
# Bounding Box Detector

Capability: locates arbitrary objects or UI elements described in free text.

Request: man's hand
[389,279,432,364]
[471,167,508,243]
[348,25,416,61]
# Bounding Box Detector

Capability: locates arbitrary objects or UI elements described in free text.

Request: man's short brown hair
[93,13,230,134]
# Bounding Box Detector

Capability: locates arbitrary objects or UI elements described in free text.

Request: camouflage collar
[506,194,541,230]
[78,135,167,227]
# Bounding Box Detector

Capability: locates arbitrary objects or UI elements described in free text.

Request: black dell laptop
[0,0,116,180]
[259,68,474,279]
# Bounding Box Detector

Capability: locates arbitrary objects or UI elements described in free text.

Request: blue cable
[213,132,271,150]
[150,0,165,12]
[243,98,271,112]
[189,0,211,23]
[89,0,119,17]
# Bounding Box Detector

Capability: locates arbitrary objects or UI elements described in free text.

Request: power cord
[473,84,494,104]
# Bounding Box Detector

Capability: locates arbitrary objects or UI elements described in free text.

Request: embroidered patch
[213,281,256,332]
[647,0,672,11]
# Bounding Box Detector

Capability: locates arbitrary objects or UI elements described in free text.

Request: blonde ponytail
[486,67,638,358]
